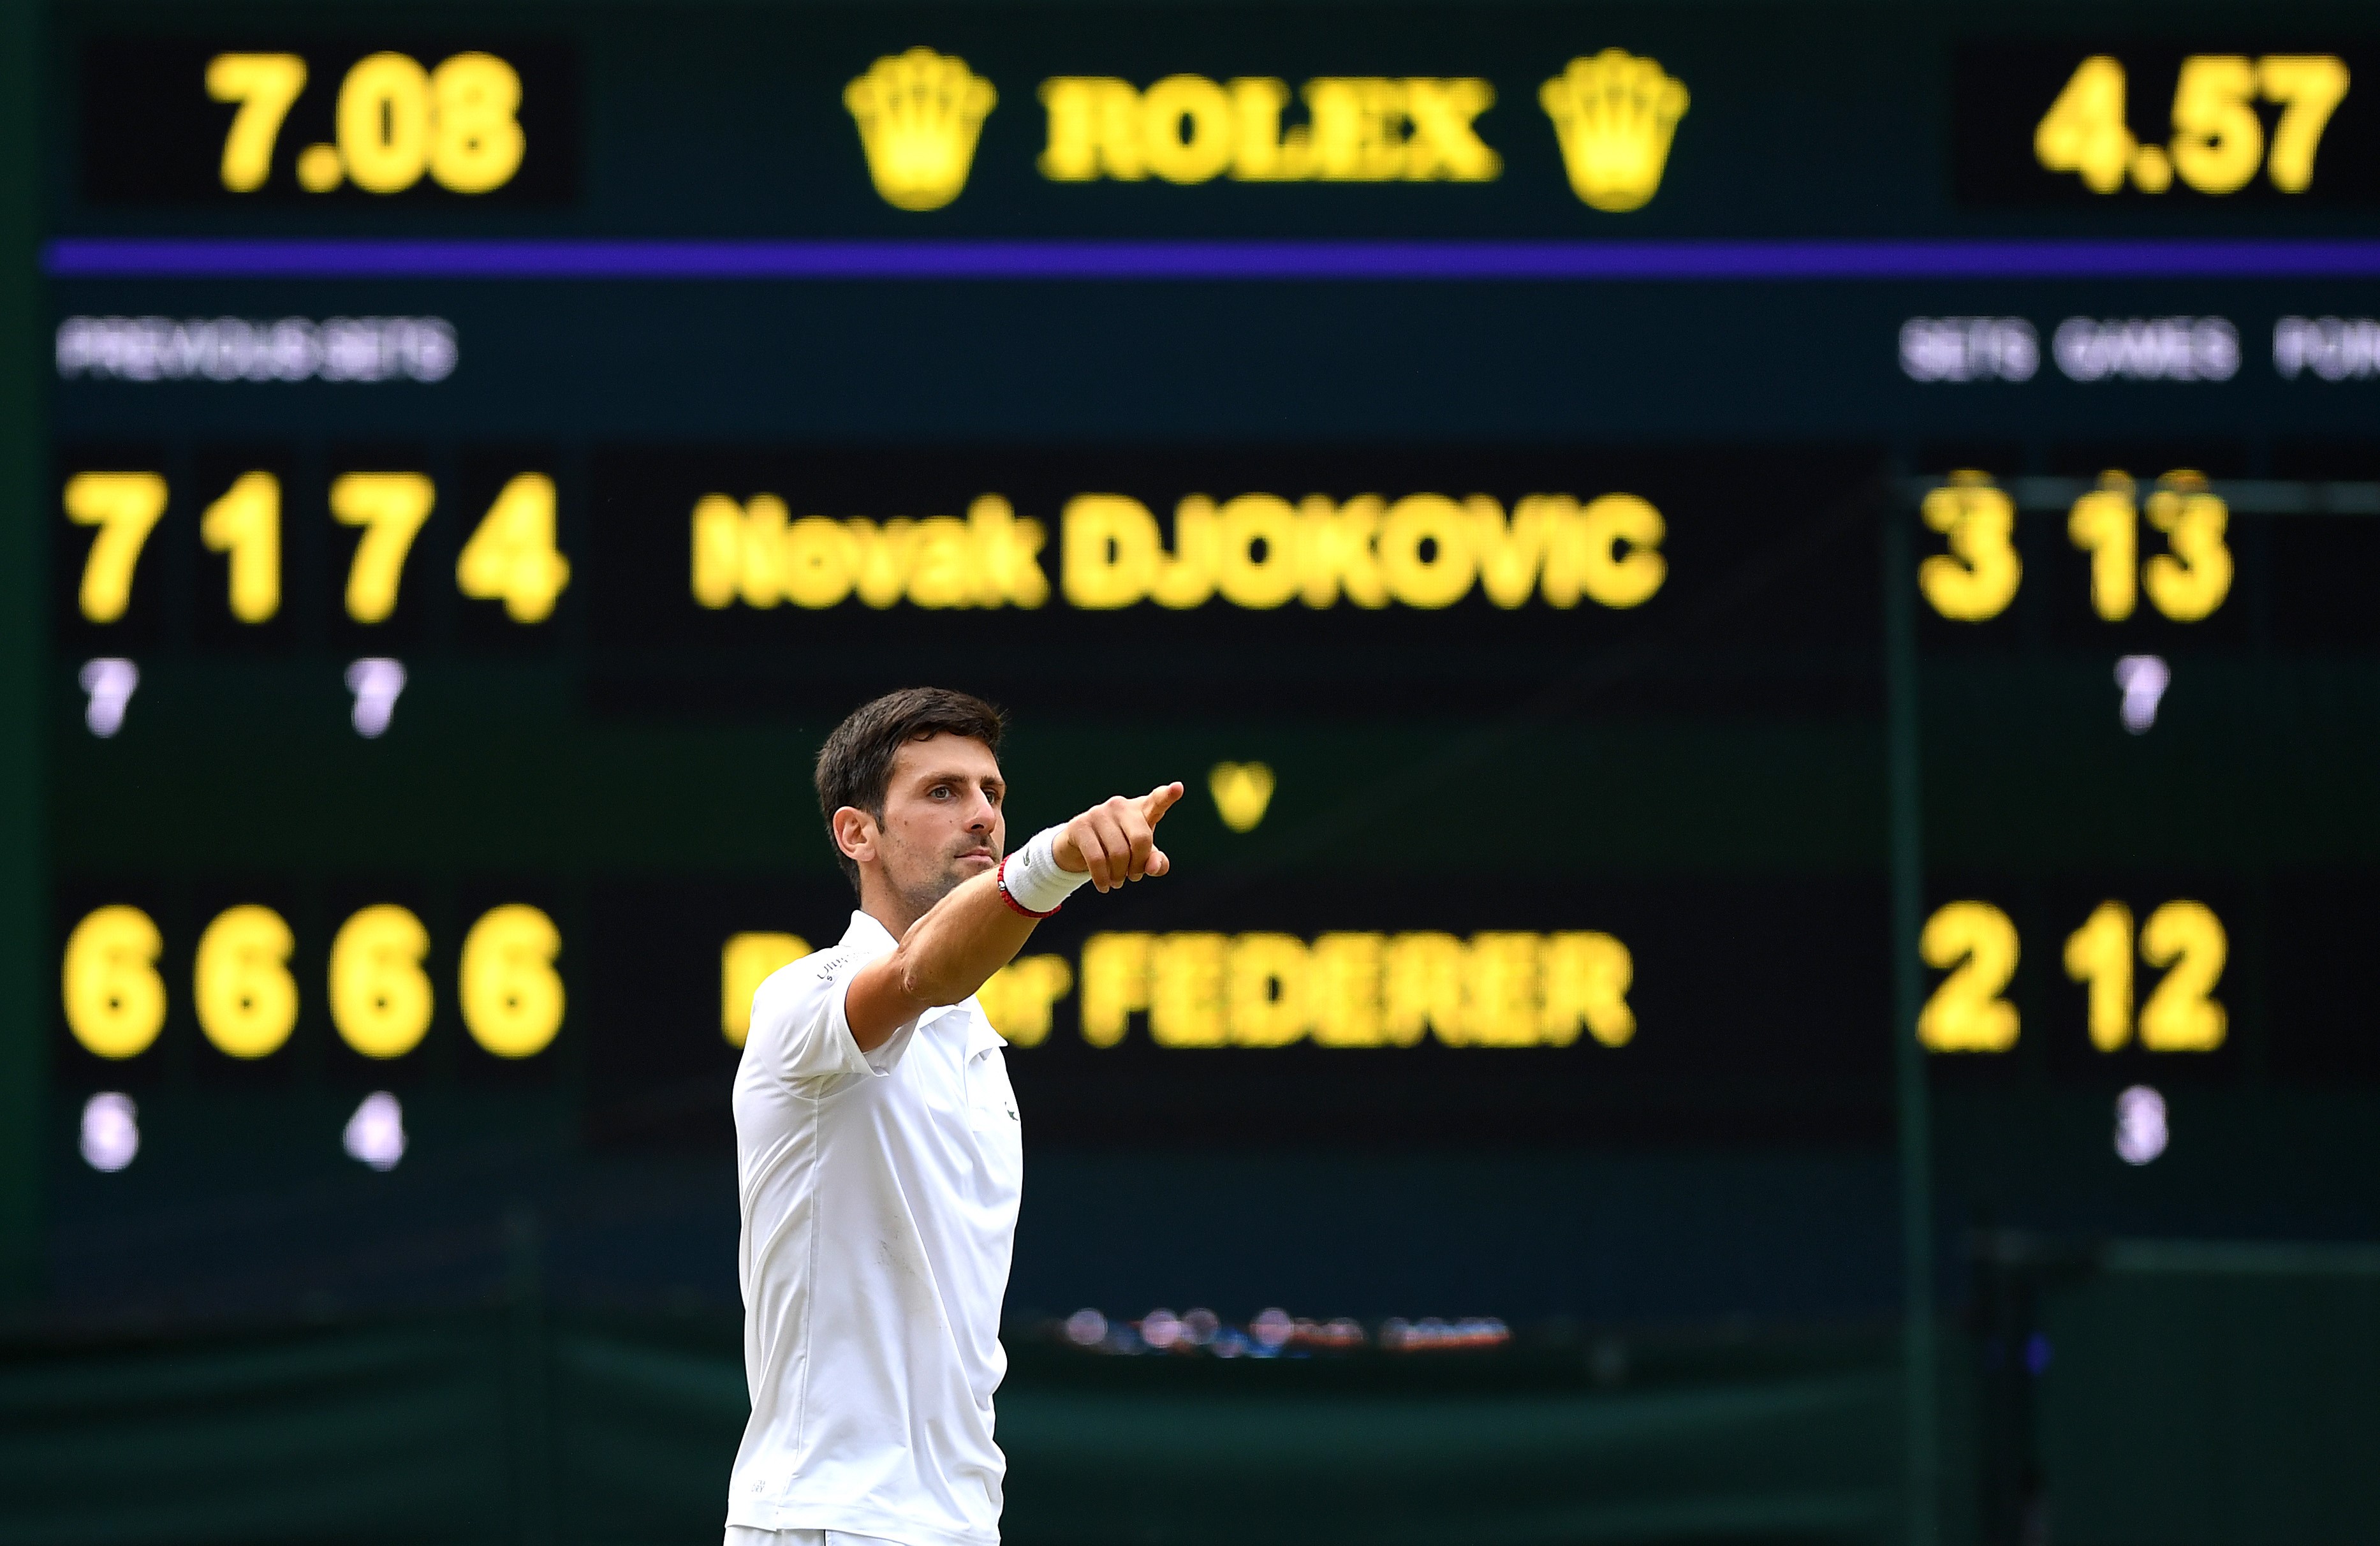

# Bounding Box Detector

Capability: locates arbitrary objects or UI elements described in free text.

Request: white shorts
[724,1531,904,1546]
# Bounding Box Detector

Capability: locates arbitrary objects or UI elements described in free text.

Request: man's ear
[832,806,879,868]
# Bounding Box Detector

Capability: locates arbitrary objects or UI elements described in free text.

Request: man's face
[867,733,1007,918]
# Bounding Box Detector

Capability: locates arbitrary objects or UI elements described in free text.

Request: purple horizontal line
[43,237,2380,282]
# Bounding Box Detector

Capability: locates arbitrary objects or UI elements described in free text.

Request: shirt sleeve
[746,944,922,1086]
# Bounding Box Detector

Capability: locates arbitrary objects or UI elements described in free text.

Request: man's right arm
[842,783,1183,1051]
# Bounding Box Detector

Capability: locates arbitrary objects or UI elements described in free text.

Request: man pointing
[725,687,1180,1546]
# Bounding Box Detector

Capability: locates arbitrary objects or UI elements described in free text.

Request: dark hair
[814,688,1006,894]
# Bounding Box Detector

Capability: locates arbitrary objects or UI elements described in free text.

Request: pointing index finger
[1140,781,1186,823]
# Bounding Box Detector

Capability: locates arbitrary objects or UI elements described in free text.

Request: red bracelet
[995,855,1061,918]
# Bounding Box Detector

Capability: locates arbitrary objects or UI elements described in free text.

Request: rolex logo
[845,48,998,211]
[1539,50,1689,212]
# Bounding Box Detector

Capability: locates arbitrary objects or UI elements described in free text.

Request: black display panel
[33,0,2380,1327]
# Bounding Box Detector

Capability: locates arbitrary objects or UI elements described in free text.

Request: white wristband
[1003,825,1091,915]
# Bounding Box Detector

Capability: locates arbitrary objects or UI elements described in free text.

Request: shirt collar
[840,910,1008,1053]
[842,908,899,955]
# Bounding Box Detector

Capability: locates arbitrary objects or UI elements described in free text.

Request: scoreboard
[11,0,2380,1337]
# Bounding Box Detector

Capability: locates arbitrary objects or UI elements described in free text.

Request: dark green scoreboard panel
[33,1,2380,1324]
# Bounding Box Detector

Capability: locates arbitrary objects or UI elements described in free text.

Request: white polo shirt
[725,911,1024,1546]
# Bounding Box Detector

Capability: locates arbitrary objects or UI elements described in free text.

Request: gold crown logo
[1539,50,1689,212]
[845,48,997,212]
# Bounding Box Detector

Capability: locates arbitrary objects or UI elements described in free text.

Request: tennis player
[724,687,1180,1546]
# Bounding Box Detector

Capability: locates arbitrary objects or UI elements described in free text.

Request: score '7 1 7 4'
[65,469,569,626]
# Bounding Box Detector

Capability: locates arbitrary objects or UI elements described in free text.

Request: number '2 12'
[1918,898,2228,1054]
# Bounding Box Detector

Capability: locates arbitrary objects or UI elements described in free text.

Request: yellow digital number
[206,53,307,192]
[193,904,298,1058]
[2065,471,2228,623]
[1917,901,2020,1052]
[459,904,564,1058]
[721,932,809,1046]
[2039,53,2351,196]
[201,472,281,623]
[2142,473,2232,622]
[2170,55,2263,196]
[430,54,527,193]
[62,905,167,1059]
[2140,901,2227,1051]
[2066,473,2137,621]
[2062,901,2134,1050]
[64,473,170,624]
[2064,899,2226,1052]
[2035,55,2136,193]
[2259,56,2351,192]
[326,52,525,195]
[457,473,570,622]
[1918,474,2020,622]
[329,904,434,1057]
[331,473,436,623]
[337,52,434,193]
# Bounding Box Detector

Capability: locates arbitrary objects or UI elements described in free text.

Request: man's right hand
[1053,783,1184,892]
